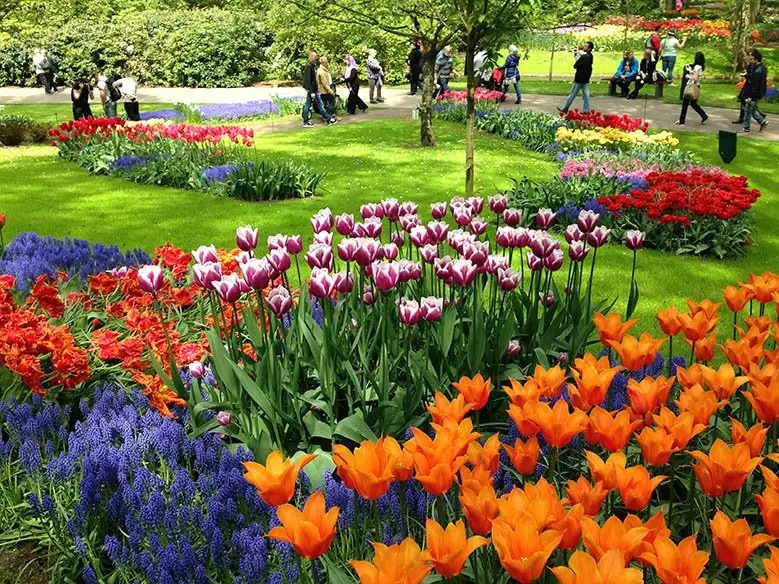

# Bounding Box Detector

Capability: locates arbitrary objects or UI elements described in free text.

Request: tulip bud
[625,230,645,250]
[507,340,521,357]
[333,271,355,294]
[526,253,544,272]
[242,259,270,290]
[362,285,377,305]
[489,194,508,214]
[565,224,584,244]
[382,243,399,261]
[236,225,259,252]
[430,201,447,219]
[335,213,355,236]
[372,261,400,292]
[192,262,222,289]
[535,208,557,229]
[567,240,590,262]
[138,265,163,293]
[420,296,443,322]
[541,290,555,307]
[558,351,568,364]
[470,216,489,236]
[192,245,218,265]
[497,267,520,291]
[265,286,292,317]
[503,208,522,226]
[110,266,129,278]
[188,360,205,379]
[397,298,421,326]
[213,274,242,303]
[285,235,303,255]
[586,225,611,248]
[544,248,564,271]
[216,411,231,426]
[391,230,406,247]
[576,210,600,233]
[309,268,335,298]
[467,196,484,214]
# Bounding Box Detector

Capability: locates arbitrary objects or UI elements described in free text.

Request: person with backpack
[366,49,385,104]
[302,51,335,128]
[93,72,121,118]
[645,33,661,61]
[675,52,708,126]
[112,76,141,121]
[499,45,522,104]
[559,41,594,114]
[743,49,768,133]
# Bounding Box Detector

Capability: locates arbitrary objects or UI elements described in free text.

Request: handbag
[683,83,700,101]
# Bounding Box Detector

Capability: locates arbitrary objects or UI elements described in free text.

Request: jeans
[104,101,117,118]
[561,82,590,113]
[744,99,766,130]
[124,100,140,121]
[615,77,634,96]
[303,92,331,123]
[504,80,522,102]
[662,56,677,81]
[433,76,450,99]
[37,72,53,93]
[320,94,336,116]
[369,78,382,101]
[679,99,707,123]
[409,69,421,94]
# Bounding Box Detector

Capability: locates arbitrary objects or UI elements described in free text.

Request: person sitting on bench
[611,50,638,97]
[628,49,657,99]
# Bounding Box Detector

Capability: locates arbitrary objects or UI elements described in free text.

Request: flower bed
[140,98,305,123]
[554,126,679,152]
[436,88,506,103]
[562,109,649,133]
[604,15,732,36]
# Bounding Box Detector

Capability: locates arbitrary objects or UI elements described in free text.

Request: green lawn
[0,118,775,332]
[0,103,179,125]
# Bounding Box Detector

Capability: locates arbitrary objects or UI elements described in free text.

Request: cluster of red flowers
[48,117,254,147]
[562,109,649,132]
[598,169,761,225]
[437,89,506,103]
[0,276,90,395]
[604,15,732,36]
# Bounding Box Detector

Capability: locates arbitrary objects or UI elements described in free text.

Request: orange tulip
[585,407,642,452]
[721,330,770,370]
[525,399,587,448]
[594,312,638,346]
[744,272,779,304]
[267,491,339,559]
[751,363,779,386]
[731,418,768,457]
[608,333,667,372]
[758,545,779,584]
[507,401,541,437]
[678,310,718,343]
[467,434,501,474]
[723,284,750,313]
[632,510,671,562]
[746,314,777,333]
[423,519,488,578]
[459,481,499,535]
[745,374,779,424]
[458,465,493,489]
[656,306,683,337]
[502,377,543,406]
[687,298,722,320]
[498,479,566,530]
[503,436,540,475]
[350,538,431,584]
[333,438,397,500]
[636,427,676,467]
[492,512,563,584]
[452,373,491,410]
[757,487,779,537]
[689,439,763,497]
[551,503,585,550]
[384,436,414,482]
[676,383,727,427]
[431,417,481,457]
[653,406,707,451]
[551,550,643,584]
[407,428,468,496]
[530,364,567,398]
[687,333,716,362]
[676,363,707,389]
[585,450,627,491]
[764,465,779,490]
[564,477,608,516]
[615,464,666,511]
[570,354,622,410]
[711,510,775,569]
[702,363,750,399]
[640,535,709,584]
[627,375,675,417]
[427,391,473,424]
[242,451,316,507]
[581,515,648,564]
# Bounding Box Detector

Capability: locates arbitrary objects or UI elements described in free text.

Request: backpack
[106,78,122,102]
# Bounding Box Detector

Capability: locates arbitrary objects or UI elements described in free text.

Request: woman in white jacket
[366,49,385,104]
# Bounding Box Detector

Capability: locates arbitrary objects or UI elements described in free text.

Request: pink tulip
[568,240,590,262]
[400,214,420,232]
[496,226,514,249]
[453,206,472,227]
[382,243,399,261]
[242,259,271,290]
[285,235,303,255]
[238,278,251,294]
[514,227,531,249]
[192,262,222,289]
[467,196,484,214]
[192,245,218,265]
[535,208,557,229]
[337,238,358,262]
[363,217,383,239]
[110,266,129,278]
[497,268,520,291]
[529,233,560,258]
[544,248,564,271]
[625,230,645,250]
[309,268,335,298]
[503,208,522,226]
[391,231,406,247]
[420,296,443,322]
[266,286,292,317]
[354,239,382,267]
[381,198,400,221]
[235,251,252,267]
[586,226,611,248]
[372,261,400,292]
[409,226,429,248]
[362,285,377,305]
[398,259,422,283]
[351,223,367,238]
[434,256,452,280]
[486,254,509,275]
[236,225,259,252]
[426,221,449,245]
[489,194,508,214]
[189,360,205,379]
[542,290,555,307]
[313,231,333,247]
[463,241,489,266]
[333,271,355,294]
[507,340,521,357]
[430,201,448,219]
[267,249,291,273]
[335,213,355,236]
[449,258,478,287]
[268,234,288,251]
[213,274,242,303]
[448,229,475,254]
[526,253,544,272]
[420,244,438,264]
[397,298,421,326]
[216,411,232,426]
[565,225,584,244]
[311,209,334,233]
[305,244,333,270]
[138,265,163,293]
[360,203,383,219]
[576,210,600,233]
[399,201,418,216]
[470,216,488,236]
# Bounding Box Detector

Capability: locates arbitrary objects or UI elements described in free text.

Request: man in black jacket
[407,40,423,95]
[559,41,594,114]
[302,51,336,128]
[743,49,768,133]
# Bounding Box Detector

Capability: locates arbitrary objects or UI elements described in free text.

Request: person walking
[499,45,522,104]
[743,49,768,133]
[612,50,638,97]
[659,30,686,84]
[112,76,141,121]
[344,55,368,115]
[407,40,424,95]
[366,49,385,104]
[675,52,708,125]
[628,49,657,99]
[559,41,594,114]
[70,78,93,120]
[33,48,57,94]
[733,62,767,124]
[434,45,455,99]
[317,56,337,118]
[302,51,335,128]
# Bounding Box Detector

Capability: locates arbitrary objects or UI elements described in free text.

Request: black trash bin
[719,130,737,164]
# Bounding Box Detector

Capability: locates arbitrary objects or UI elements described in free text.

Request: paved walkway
[1,84,775,140]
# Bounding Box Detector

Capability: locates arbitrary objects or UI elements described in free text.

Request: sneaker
[303,121,314,128]
[557,107,566,113]
[743,128,751,133]
[369,99,377,104]
[700,117,708,125]
[674,121,685,125]
[377,98,385,103]
[760,120,768,132]
[328,118,339,125]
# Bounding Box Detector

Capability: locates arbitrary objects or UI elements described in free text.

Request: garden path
[1,84,777,140]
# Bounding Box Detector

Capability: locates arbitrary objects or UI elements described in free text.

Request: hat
[667,30,676,37]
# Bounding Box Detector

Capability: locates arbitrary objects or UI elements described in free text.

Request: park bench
[604,76,667,99]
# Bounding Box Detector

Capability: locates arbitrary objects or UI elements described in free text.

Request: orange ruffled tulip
[585,450,627,491]
[615,464,666,511]
[731,418,768,457]
[656,306,683,337]
[492,512,563,584]
[757,487,779,537]
[525,399,587,448]
[703,363,750,399]
[594,312,638,346]
[551,550,643,584]
[687,333,716,362]
[678,310,718,343]
[744,272,779,304]
[407,428,469,496]
[653,406,707,451]
[427,391,473,424]
[383,436,414,482]
[333,438,397,501]
[570,354,622,410]
[687,298,722,319]
[565,477,608,516]
[758,545,779,584]
[243,451,316,507]
[552,503,585,550]
[723,284,750,313]
[675,383,727,427]
[636,426,676,467]
[745,373,779,424]
[467,434,501,474]
[423,519,488,578]
[431,417,481,457]
[503,436,540,475]
[585,407,642,452]
[689,439,763,497]
[530,364,567,398]
[350,538,431,584]
[640,535,709,584]
[267,491,339,559]
[503,377,543,406]
[627,375,674,417]
[608,333,666,372]
[459,481,499,535]
[581,515,648,564]
[498,478,566,530]
[452,373,491,410]
[507,401,541,437]
[711,510,775,570]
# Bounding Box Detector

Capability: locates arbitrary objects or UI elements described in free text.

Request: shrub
[0,114,32,146]
[204,161,325,201]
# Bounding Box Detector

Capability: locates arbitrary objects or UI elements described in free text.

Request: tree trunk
[549,30,556,82]
[420,48,437,147]
[464,37,477,198]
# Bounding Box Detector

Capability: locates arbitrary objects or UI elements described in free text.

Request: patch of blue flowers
[556,199,610,225]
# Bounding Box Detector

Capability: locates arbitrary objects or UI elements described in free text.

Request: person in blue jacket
[612,50,639,97]
[499,45,521,104]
